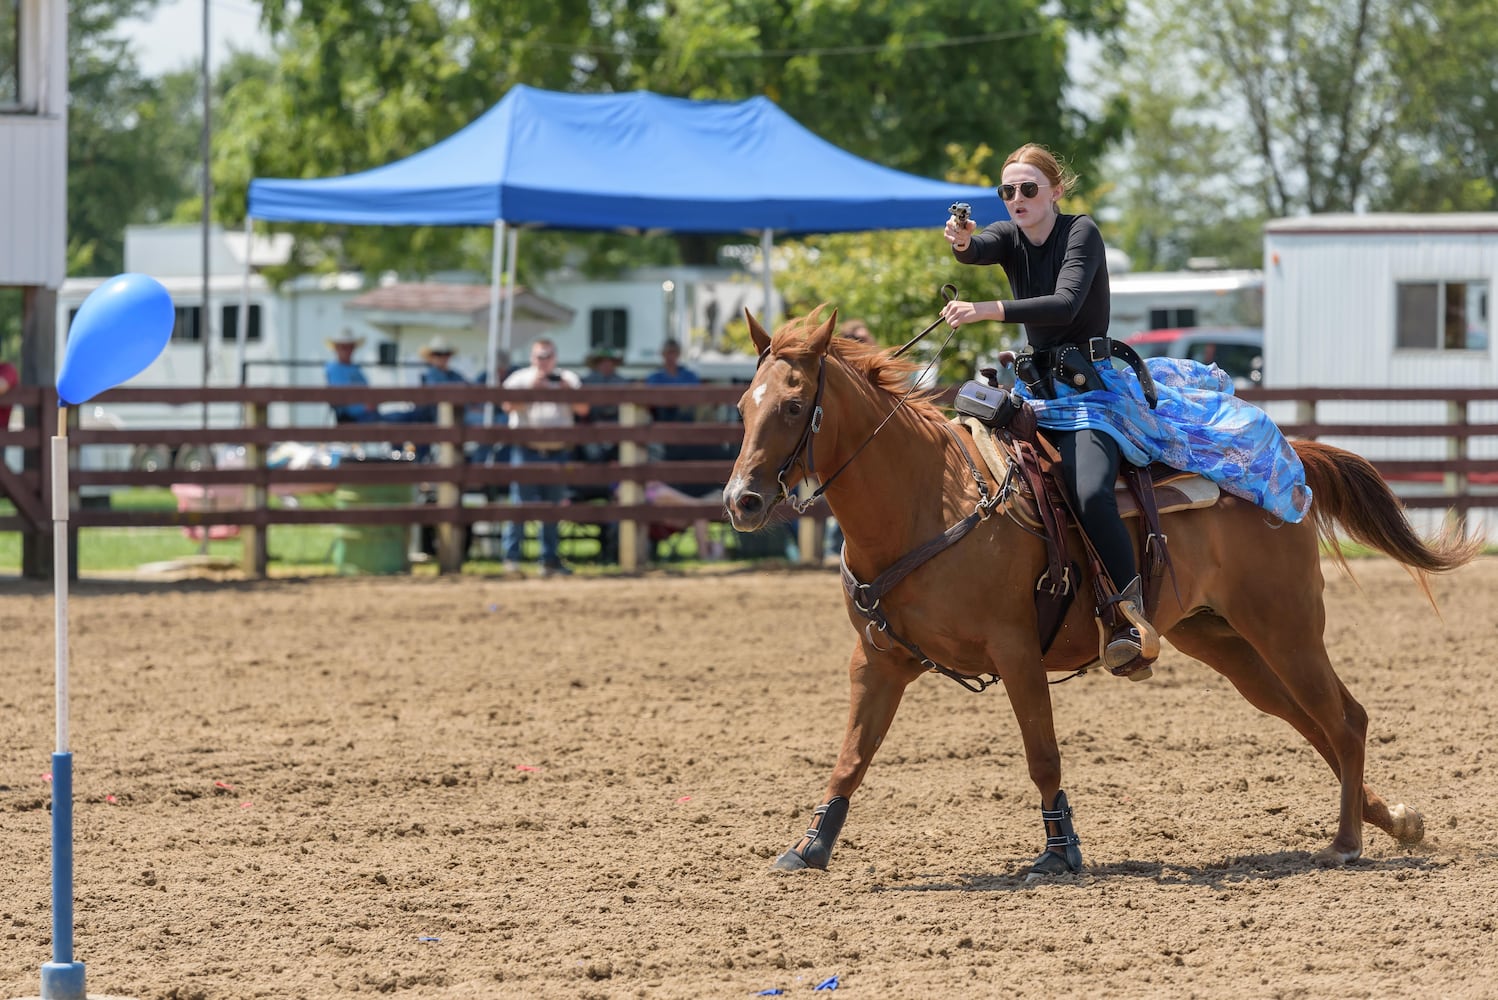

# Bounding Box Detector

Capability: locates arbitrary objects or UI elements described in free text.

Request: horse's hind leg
[1168,613,1424,856]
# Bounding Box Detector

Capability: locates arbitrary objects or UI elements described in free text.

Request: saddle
[956,415,1220,659]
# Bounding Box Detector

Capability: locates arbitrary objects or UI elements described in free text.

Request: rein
[759,295,1087,692]
[765,292,962,515]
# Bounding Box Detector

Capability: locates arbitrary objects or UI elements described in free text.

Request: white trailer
[1264,213,1498,531]
[1264,214,1495,389]
[1107,267,1263,340]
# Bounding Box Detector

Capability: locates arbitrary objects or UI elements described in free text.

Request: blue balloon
[56,273,175,405]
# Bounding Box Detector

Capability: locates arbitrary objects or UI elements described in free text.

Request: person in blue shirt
[643,339,700,424]
[324,334,375,424]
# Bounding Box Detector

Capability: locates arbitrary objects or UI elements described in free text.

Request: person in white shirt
[499,338,588,576]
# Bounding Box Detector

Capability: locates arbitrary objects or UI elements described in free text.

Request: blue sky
[120,0,270,77]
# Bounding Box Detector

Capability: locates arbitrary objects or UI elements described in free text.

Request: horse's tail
[1295,440,1483,599]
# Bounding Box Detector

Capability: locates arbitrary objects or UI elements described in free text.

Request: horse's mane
[770,309,949,427]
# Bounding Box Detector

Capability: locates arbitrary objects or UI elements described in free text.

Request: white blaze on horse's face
[726,351,820,531]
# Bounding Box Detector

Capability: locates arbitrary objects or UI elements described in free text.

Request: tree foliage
[1379,0,1498,210]
[67,0,200,275]
[1101,0,1498,271]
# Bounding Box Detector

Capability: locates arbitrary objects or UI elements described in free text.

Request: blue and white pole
[41,426,86,1000]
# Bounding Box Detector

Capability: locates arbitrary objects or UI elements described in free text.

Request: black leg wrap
[772,796,850,871]
[1028,789,1084,876]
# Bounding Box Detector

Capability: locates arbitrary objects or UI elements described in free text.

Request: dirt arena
[2,556,1497,999]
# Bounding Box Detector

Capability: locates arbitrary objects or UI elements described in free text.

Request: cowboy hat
[325,334,365,350]
[419,335,456,361]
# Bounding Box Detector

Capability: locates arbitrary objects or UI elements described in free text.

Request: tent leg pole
[501,227,519,359]
[485,221,506,427]
[760,228,776,328]
[236,216,252,386]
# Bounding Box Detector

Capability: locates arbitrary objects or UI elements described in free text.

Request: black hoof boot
[1026,789,1084,879]
[772,796,849,871]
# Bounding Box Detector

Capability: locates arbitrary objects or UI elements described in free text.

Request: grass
[0,490,791,576]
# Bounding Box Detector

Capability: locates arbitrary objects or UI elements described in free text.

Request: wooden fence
[3,383,1497,580]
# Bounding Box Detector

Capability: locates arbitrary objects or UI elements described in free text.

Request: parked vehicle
[1123,326,1264,388]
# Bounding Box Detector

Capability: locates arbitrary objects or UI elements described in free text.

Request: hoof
[1389,803,1425,848]
[1312,844,1362,867]
[1025,847,1083,881]
[772,848,814,871]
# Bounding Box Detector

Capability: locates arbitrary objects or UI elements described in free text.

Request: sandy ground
[2,557,1497,999]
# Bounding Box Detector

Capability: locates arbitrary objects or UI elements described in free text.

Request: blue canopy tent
[243,84,1007,379]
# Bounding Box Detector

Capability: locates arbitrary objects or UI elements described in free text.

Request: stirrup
[1100,576,1159,676]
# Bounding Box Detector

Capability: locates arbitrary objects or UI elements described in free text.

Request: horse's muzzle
[723,478,774,531]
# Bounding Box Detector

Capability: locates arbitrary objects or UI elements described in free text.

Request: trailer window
[590,308,628,354]
[1396,281,1488,351]
[1148,307,1197,330]
[221,304,263,343]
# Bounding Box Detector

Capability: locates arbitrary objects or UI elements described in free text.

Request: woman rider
[940,142,1158,677]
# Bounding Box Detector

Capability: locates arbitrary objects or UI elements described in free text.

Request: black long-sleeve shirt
[952,213,1110,352]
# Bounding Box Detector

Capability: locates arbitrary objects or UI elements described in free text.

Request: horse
[723,306,1482,877]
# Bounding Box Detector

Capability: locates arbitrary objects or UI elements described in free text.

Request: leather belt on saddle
[956,415,1219,658]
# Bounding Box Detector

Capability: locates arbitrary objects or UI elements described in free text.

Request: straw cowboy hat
[419,335,457,361]
[325,334,365,351]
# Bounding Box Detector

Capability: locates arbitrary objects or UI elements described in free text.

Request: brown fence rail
[3,383,1497,579]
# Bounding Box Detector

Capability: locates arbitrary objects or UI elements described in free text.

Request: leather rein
[757,322,1033,693]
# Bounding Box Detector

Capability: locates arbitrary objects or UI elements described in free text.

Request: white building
[1264,214,1494,389]
[0,0,66,291]
[1264,213,1498,530]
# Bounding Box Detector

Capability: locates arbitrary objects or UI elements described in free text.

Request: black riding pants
[1047,426,1137,590]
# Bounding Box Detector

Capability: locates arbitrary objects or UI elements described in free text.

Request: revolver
[948,202,972,229]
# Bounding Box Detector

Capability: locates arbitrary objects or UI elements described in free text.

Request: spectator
[0,357,17,429]
[644,338,701,424]
[324,334,375,424]
[839,318,875,347]
[579,347,628,460]
[576,347,631,561]
[418,335,468,388]
[0,358,17,468]
[413,334,471,428]
[500,338,588,577]
[644,338,722,560]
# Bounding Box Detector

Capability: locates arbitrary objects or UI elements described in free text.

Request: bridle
[759,288,963,515]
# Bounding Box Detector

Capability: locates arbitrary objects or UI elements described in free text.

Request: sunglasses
[533,352,555,361]
[999,181,1050,201]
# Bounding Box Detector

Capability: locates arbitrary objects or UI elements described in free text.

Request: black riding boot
[1100,576,1160,680]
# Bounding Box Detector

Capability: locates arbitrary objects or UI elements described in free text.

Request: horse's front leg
[1001,649,1085,878]
[773,642,917,871]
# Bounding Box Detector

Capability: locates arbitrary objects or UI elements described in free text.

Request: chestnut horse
[724,307,1481,877]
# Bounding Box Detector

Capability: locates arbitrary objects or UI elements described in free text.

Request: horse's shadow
[869,850,1449,894]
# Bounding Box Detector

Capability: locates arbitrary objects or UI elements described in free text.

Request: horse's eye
[786,400,803,418]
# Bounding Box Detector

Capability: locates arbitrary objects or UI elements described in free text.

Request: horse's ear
[808,308,838,357]
[745,308,772,356]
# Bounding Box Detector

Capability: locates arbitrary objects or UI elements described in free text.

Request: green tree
[1099,0,1408,269]
[68,0,201,275]
[1379,0,1498,211]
